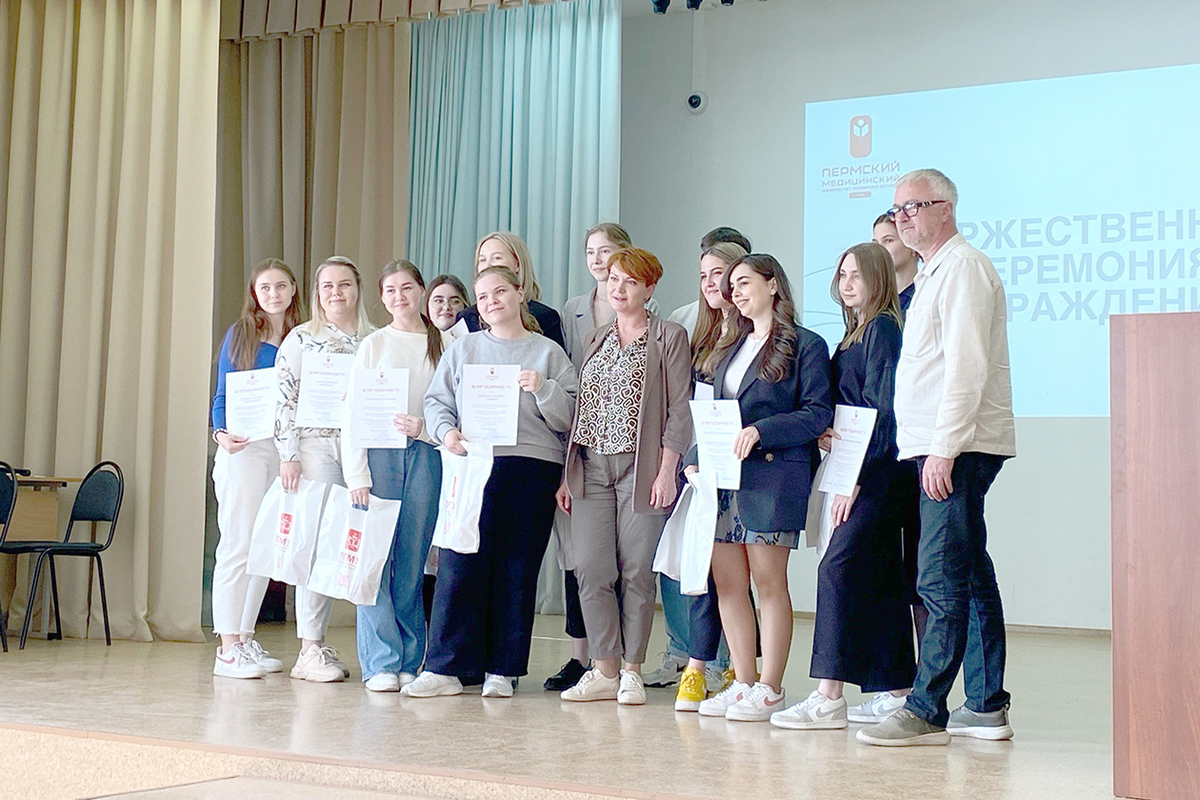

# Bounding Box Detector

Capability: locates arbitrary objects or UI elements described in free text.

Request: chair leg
[0,606,8,653]
[20,552,49,650]
[94,554,111,646]
[48,556,63,641]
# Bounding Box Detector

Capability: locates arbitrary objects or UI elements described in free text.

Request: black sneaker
[543,658,588,691]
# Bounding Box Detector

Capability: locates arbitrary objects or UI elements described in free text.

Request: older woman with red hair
[556,247,693,706]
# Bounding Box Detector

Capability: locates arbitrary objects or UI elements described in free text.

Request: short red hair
[608,247,663,287]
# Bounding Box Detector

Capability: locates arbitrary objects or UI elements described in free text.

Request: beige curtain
[216,23,411,330]
[0,0,219,642]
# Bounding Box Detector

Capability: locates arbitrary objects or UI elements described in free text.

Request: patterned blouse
[275,322,365,462]
[573,323,647,455]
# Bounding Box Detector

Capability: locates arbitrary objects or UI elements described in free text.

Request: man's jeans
[905,452,1010,727]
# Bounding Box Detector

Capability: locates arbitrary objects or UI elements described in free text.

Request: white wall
[622,0,1200,629]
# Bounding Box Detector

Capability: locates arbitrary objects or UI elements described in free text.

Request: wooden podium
[1110,312,1200,800]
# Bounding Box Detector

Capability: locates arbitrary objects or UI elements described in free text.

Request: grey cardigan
[563,314,692,514]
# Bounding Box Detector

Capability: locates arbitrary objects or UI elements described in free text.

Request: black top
[899,283,915,317]
[457,300,566,351]
[830,314,902,484]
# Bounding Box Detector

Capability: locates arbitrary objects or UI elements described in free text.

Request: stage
[0,615,1113,799]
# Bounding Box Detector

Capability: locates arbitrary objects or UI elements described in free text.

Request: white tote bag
[653,480,694,582]
[679,471,719,596]
[306,485,402,606]
[805,458,836,559]
[431,442,494,555]
[247,477,328,585]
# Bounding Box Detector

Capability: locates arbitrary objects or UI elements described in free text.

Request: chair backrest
[64,461,124,549]
[0,462,17,542]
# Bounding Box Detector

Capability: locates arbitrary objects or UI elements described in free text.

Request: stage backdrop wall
[622,0,1200,630]
[406,0,622,307]
[0,0,219,642]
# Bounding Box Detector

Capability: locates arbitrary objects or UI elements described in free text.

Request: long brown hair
[473,266,542,334]
[692,242,747,379]
[380,259,445,366]
[830,242,903,349]
[229,258,304,371]
[719,254,798,384]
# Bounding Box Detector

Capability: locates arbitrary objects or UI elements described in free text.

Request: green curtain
[407,0,621,307]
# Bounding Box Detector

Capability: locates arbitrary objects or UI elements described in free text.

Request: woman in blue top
[210,258,303,679]
[770,242,916,730]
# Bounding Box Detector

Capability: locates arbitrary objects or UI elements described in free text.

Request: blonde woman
[275,255,375,682]
[456,231,566,349]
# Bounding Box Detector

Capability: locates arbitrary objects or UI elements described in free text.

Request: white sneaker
[725,682,786,722]
[847,691,909,723]
[289,645,346,683]
[398,672,417,688]
[401,671,463,698]
[213,643,267,679]
[642,652,687,687]
[325,648,352,678]
[705,666,732,695]
[560,667,619,702]
[617,670,646,706]
[365,673,401,692]
[770,689,848,730]
[482,673,515,698]
[243,639,284,672]
[698,680,752,717]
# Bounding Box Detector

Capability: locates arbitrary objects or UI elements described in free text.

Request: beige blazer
[563,313,693,515]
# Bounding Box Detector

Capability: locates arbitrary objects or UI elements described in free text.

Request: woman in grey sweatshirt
[404,266,579,700]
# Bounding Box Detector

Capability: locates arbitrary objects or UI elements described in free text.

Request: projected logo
[849,115,872,158]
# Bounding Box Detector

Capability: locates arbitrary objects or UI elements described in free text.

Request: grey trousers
[572,448,668,664]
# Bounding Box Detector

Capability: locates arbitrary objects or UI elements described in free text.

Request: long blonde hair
[305,255,375,337]
[691,242,747,379]
[475,232,541,302]
[830,242,902,349]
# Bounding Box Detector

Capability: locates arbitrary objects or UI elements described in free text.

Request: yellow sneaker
[674,666,707,712]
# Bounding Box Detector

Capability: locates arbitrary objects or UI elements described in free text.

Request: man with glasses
[858,168,1017,747]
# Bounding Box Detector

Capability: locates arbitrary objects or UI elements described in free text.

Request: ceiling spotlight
[720,0,733,5]
[653,0,670,12]
[687,0,701,8]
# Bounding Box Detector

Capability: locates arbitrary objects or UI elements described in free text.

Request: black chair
[0,461,123,650]
[0,461,20,653]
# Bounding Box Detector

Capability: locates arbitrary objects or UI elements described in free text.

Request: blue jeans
[357,441,441,680]
[905,452,1010,727]
[661,574,730,669]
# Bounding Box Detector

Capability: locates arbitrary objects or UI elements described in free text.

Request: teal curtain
[407,0,621,307]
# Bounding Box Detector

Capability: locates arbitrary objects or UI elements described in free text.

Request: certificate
[689,399,742,490]
[348,367,409,450]
[817,404,878,497]
[295,352,354,428]
[225,367,277,442]
[461,364,520,446]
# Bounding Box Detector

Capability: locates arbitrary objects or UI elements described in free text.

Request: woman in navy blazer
[689,254,833,722]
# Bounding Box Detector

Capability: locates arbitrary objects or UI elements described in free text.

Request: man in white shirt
[858,169,1017,748]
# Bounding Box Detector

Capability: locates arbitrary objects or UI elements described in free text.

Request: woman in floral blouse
[275,255,375,683]
[557,247,693,706]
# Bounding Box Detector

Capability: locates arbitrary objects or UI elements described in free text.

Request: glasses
[885,200,947,221]
[429,296,464,308]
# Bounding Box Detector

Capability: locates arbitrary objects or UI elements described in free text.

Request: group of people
[209,167,1016,747]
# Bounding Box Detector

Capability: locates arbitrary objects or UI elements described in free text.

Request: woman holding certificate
[342,261,451,693]
[690,254,833,722]
[455,231,566,349]
[671,241,746,711]
[409,266,578,699]
[770,243,915,731]
[211,258,303,679]
[557,247,692,706]
[276,255,375,683]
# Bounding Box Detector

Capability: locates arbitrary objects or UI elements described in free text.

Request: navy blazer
[831,314,901,488]
[457,300,567,351]
[712,324,833,532]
